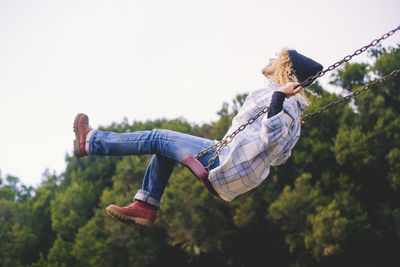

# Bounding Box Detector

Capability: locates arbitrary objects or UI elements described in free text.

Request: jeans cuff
[134,190,161,207]
[85,129,96,155]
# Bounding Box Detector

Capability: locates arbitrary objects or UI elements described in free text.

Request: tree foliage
[1,44,400,266]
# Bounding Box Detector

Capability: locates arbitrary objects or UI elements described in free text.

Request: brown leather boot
[73,113,91,157]
[106,200,158,230]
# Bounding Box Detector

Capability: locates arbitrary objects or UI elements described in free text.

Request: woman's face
[261,57,278,78]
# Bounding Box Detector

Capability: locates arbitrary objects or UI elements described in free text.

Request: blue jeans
[87,129,219,207]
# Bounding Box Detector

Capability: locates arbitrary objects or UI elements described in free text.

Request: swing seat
[183,155,209,180]
[183,155,219,197]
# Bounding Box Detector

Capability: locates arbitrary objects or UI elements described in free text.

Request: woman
[73,48,322,230]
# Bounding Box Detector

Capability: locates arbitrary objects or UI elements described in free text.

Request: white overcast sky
[0,0,399,187]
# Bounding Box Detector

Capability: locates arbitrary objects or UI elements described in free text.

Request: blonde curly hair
[268,48,314,101]
[269,48,298,86]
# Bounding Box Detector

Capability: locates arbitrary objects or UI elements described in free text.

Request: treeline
[1,45,400,267]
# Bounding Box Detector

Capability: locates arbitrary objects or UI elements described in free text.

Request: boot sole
[105,206,154,230]
[73,113,85,157]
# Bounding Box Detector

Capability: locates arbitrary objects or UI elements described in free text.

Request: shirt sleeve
[268,91,287,118]
[260,111,298,168]
[261,110,291,146]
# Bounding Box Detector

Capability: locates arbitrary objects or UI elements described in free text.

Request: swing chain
[195,105,270,169]
[195,25,400,169]
[302,69,400,121]
[298,25,400,89]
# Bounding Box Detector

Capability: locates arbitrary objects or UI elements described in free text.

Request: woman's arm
[268,82,303,118]
[268,91,286,118]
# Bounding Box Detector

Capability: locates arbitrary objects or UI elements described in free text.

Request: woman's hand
[300,117,304,125]
[278,82,303,98]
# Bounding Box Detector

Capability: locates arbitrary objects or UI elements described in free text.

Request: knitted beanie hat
[288,50,323,86]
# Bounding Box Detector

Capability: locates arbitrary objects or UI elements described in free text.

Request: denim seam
[104,134,170,146]
[102,137,171,157]
[148,155,161,199]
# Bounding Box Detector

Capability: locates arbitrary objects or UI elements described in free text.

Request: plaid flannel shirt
[209,83,308,201]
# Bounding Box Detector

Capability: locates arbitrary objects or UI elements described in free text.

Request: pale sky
[0,0,399,187]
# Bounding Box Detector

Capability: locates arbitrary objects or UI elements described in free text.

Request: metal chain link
[296,25,400,88]
[302,69,400,121]
[195,105,270,169]
[196,25,400,170]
